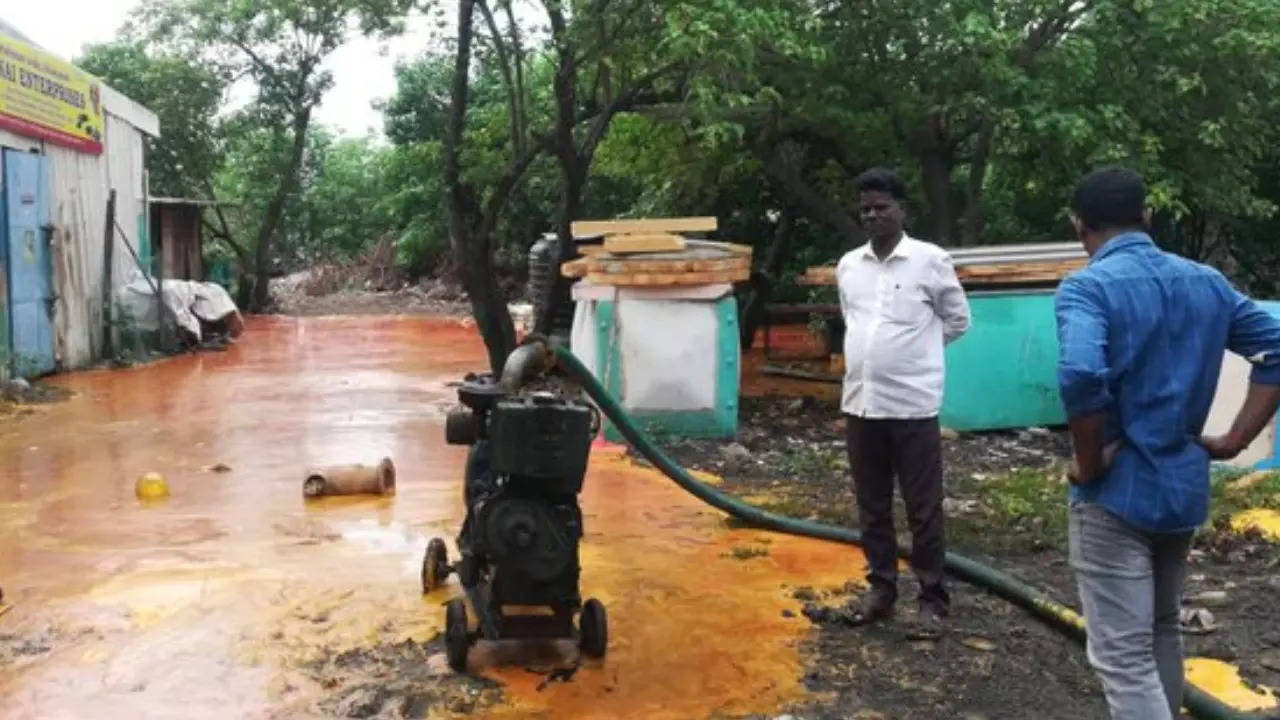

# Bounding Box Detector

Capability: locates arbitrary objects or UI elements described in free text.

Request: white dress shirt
[836,235,971,418]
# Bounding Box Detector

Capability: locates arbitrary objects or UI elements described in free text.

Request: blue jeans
[1069,501,1192,720]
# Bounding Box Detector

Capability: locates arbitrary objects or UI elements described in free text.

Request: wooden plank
[722,242,754,256]
[577,245,608,256]
[591,241,742,262]
[586,266,750,286]
[796,258,1085,287]
[560,258,590,278]
[602,233,687,254]
[797,267,835,286]
[571,216,718,237]
[956,259,1087,279]
[589,255,749,275]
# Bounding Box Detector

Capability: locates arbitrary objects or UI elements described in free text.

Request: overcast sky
[3,2,441,139]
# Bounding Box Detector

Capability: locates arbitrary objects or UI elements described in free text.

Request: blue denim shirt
[1055,232,1280,533]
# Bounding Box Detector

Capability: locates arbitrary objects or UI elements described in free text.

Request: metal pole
[101,189,116,360]
[114,218,174,352]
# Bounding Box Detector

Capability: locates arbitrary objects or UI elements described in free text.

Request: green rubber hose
[553,344,1250,720]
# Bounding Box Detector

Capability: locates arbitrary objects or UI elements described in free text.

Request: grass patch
[947,468,1068,555]
[1209,469,1280,519]
[789,445,848,479]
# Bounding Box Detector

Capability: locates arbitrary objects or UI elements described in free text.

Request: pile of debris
[560,217,752,286]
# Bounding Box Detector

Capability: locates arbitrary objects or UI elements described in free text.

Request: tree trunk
[918,146,954,246]
[458,225,518,373]
[444,0,516,373]
[539,2,587,338]
[547,1,581,244]
[740,206,795,349]
[477,0,523,156]
[960,118,994,247]
[250,105,313,311]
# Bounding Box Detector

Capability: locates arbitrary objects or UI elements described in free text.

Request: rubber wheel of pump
[422,538,448,593]
[445,597,469,672]
[578,598,607,659]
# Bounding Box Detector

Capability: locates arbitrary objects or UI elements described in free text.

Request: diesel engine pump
[421,340,606,672]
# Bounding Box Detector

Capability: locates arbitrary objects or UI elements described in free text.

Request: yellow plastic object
[1230,508,1280,541]
[1185,658,1279,712]
[135,472,170,501]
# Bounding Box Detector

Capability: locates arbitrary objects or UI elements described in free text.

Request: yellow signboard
[0,34,104,154]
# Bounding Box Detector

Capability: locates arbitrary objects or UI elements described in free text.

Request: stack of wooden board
[797,241,1087,288]
[561,217,752,286]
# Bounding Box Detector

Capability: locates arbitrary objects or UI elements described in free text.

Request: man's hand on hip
[1200,434,1244,460]
[1067,440,1121,486]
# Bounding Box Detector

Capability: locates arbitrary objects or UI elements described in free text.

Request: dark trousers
[845,415,949,611]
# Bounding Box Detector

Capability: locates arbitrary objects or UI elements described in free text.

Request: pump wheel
[578,598,607,659]
[422,538,449,593]
[445,597,470,672]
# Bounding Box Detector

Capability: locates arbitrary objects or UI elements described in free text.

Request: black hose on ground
[551,344,1250,720]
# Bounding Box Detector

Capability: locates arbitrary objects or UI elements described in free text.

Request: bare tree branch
[477,0,524,155]
[500,0,527,153]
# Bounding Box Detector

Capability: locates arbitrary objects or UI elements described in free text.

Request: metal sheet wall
[0,23,158,372]
[940,290,1065,431]
[44,111,147,369]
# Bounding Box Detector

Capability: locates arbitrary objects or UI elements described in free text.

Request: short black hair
[856,167,908,202]
[1071,167,1147,231]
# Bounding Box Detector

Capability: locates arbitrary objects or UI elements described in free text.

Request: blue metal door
[3,150,55,377]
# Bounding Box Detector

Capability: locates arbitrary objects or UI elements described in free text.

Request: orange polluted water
[0,315,861,719]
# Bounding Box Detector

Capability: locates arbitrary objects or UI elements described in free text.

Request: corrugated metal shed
[1,19,159,371]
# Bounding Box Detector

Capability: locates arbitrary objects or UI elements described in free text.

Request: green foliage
[132,0,414,308]
[75,40,227,198]
[381,140,449,275]
[210,119,295,251]
[1209,470,1280,524]
[380,54,454,146]
[298,134,396,260]
[78,0,1280,301]
[136,0,411,118]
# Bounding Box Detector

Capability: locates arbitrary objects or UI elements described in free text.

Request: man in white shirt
[836,168,971,637]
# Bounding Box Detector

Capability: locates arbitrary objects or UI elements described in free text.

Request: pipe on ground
[547,343,1250,720]
[303,458,396,497]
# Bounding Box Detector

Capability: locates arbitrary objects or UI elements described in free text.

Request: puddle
[0,315,858,719]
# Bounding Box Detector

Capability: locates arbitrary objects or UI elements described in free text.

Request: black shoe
[841,587,896,627]
[903,604,946,641]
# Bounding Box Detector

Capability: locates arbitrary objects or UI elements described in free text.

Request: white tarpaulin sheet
[570,282,730,413]
[116,271,242,342]
[616,299,716,410]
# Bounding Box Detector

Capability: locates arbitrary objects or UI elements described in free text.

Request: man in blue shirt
[1056,167,1280,719]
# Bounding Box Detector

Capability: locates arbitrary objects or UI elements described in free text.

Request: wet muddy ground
[2,313,1277,719]
[0,316,856,720]
[662,390,1280,719]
